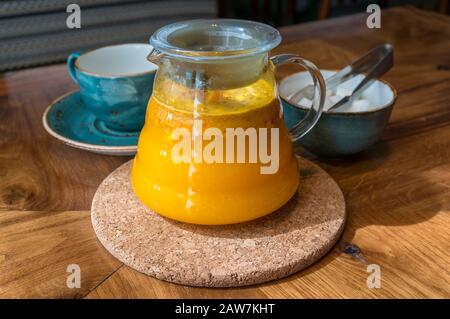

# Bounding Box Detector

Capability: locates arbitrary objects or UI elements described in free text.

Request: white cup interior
[76,44,157,76]
[279,70,395,113]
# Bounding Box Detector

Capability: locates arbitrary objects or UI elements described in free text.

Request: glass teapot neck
[151,49,271,90]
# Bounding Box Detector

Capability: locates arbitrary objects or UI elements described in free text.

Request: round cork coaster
[91,157,346,287]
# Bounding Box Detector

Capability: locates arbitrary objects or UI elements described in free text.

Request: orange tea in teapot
[131,19,326,225]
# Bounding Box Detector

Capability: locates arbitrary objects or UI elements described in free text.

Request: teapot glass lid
[149,19,281,61]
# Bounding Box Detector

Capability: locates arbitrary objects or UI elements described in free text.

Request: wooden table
[1,6,449,298]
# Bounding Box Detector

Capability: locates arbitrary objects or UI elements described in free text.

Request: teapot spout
[147,48,165,65]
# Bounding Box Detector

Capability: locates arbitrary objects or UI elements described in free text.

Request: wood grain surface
[0,6,449,298]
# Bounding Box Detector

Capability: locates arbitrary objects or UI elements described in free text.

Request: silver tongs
[289,44,393,111]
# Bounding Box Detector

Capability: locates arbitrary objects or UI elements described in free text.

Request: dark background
[1,0,448,71]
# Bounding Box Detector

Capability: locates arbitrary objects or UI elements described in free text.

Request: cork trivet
[91,157,346,287]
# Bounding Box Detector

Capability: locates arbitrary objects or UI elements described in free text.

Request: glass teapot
[131,19,325,225]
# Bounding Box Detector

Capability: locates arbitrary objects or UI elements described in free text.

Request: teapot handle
[271,54,326,142]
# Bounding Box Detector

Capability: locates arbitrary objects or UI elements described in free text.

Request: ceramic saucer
[43,91,138,156]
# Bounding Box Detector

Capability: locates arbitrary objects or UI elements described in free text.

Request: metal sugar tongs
[288,43,394,111]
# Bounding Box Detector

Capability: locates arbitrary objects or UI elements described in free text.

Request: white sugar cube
[324,95,342,111]
[350,99,370,112]
[298,97,312,108]
[335,84,353,97]
[323,98,334,110]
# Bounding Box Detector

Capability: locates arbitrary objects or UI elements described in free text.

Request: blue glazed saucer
[43,91,139,156]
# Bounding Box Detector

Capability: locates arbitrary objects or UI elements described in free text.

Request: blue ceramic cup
[67,44,157,132]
